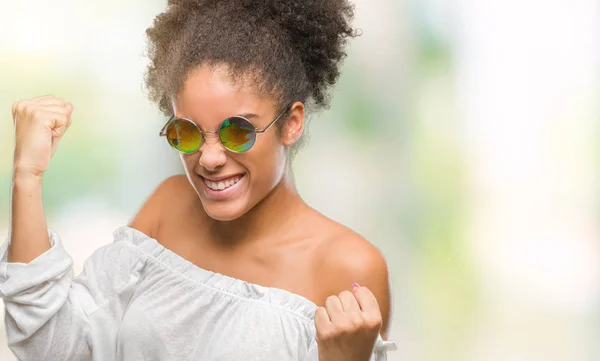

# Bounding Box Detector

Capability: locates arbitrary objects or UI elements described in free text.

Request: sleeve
[0,229,143,361]
[304,334,398,361]
[371,335,398,361]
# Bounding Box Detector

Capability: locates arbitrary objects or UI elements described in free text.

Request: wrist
[12,167,44,187]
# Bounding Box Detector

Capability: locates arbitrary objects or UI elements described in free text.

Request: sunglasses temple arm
[159,118,172,136]
[254,107,289,133]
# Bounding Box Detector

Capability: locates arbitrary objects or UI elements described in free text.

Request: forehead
[175,65,274,120]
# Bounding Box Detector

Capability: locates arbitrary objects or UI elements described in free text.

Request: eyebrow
[237,113,258,119]
[166,112,260,132]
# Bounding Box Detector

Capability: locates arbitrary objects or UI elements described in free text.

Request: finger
[32,96,67,106]
[64,103,73,129]
[59,112,72,133]
[33,105,71,115]
[13,103,70,122]
[339,290,361,313]
[315,307,335,343]
[39,112,69,132]
[66,113,73,129]
[325,295,346,323]
[315,306,331,327]
[352,286,380,314]
[52,123,68,138]
[13,100,29,120]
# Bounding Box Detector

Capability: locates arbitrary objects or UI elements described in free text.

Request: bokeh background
[1,0,599,360]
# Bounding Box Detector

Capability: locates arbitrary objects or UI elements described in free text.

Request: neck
[206,167,305,247]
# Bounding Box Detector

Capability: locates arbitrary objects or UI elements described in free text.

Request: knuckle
[336,320,357,334]
[325,295,338,305]
[317,328,335,341]
[349,313,363,326]
[343,324,359,334]
[16,101,27,114]
[30,108,42,119]
[24,104,37,115]
[338,290,353,299]
[364,315,383,330]
[326,329,345,339]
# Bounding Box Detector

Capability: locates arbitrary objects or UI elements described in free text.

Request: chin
[201,200,251,221]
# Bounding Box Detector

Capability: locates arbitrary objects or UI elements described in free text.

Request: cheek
[180,154,198,171]
[249,142,287,191]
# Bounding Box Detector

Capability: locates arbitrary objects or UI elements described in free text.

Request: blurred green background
[1,0,599,360]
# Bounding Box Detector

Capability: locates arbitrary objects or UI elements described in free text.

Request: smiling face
[172,65,303,221]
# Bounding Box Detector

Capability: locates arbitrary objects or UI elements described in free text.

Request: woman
[1,0,396,360]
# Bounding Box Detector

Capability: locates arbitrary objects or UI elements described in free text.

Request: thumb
[66,103,74,128]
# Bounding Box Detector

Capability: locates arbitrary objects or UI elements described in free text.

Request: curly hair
[144,0,357,119]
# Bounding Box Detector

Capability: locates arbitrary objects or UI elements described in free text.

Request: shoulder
[312,221,392,337]
[313,224,390,296]
[127,174,193,237]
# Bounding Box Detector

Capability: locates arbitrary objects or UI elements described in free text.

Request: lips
[203,174,243,191]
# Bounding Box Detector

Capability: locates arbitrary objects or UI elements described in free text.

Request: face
[172,65,303,221]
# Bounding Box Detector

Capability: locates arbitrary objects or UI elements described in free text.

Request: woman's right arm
[8,96,73,263]
[1,96,140,360]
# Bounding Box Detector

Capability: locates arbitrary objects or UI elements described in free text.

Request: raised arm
[1,96,141,361]
[8,96,72,263]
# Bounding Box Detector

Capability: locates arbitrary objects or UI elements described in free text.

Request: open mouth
[202,174,244,191]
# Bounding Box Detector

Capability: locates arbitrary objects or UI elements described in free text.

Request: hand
[315,284,382,361]
[12,95,73,177]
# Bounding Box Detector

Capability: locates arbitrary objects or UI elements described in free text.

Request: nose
[198,133,226,171]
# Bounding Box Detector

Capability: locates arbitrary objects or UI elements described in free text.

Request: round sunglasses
[159,106,290,154]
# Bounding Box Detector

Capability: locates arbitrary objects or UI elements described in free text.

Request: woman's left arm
[309,232,397,361]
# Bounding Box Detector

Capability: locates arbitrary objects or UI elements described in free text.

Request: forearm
[8,169,51,263]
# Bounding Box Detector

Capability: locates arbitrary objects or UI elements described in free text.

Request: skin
[9,65,392,361]
[129,65,392,339]
[9,96,73,264]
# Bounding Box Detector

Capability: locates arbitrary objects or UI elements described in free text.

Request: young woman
[1,0,396,360]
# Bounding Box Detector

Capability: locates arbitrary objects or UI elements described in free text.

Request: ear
[281,101,305,147]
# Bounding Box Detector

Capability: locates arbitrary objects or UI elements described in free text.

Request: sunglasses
[159,105,290,154]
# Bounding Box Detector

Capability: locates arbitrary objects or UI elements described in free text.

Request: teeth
[205,175,241,191]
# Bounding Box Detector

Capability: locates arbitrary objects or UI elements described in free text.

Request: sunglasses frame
[159,105,291,154]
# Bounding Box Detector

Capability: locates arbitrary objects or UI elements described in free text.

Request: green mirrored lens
[219,117,256,152]
[166,119,202,153]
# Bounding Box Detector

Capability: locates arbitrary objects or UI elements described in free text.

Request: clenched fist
[12,95,73,177]
[315,284,383,361]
